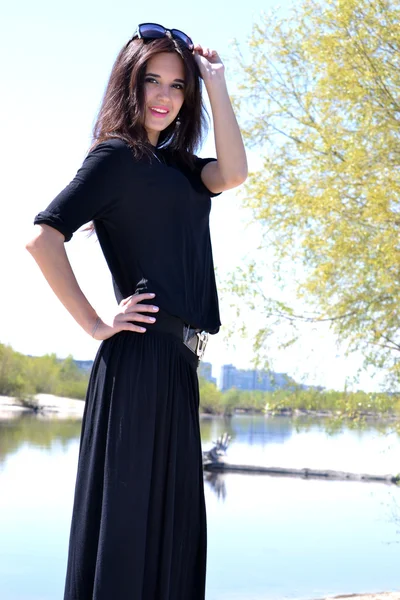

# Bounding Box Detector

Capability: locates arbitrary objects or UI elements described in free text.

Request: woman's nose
[156,85,171,102]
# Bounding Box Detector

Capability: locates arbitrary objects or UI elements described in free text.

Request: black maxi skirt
[63,327,207,600]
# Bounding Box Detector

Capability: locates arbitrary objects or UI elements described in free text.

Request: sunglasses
[131,23,194,51]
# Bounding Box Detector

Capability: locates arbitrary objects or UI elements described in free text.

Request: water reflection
[0,413,400,599]
[204,474,400,600]
[204,471,227,501]
[0,415,81,465]
[200,414,294,446]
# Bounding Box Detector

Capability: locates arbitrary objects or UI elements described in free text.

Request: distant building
[220,364,292,392]
[198,362,217,386]
[74,360,94,372]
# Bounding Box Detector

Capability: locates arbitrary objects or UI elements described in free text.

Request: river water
[0,413,399,600]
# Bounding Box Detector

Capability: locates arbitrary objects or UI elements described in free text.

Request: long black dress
[33,138,221,600]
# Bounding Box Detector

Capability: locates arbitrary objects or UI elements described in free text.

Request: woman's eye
[144,77,184,91]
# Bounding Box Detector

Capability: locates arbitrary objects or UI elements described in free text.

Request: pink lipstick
[149,106,170,118]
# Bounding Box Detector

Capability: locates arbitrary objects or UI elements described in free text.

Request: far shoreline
[1,394,399,426]
[0,394,85,419]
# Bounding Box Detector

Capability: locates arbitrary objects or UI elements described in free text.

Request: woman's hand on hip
[92,293,159,340]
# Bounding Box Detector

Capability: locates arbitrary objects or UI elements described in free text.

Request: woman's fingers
[94,292,159,340]
[121,323,147,334]
[133,292,156,303]
[125,301,159,314]
[120,292,155,307]
[93,319,148,340]
[130,304,159,314]
[120,295,132,307]
[193,44,216,58]
[113,321,148,334]
[119,312,156,324]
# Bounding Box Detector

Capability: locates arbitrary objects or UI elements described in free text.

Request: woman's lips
[149,107,170,118]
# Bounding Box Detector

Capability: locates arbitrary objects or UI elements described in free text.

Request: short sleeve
[33,140,130,242]
[192,156,222,198]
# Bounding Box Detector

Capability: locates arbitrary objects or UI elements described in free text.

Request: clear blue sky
[0,0,383,391]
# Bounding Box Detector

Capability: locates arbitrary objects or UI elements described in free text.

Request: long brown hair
[91,35,208,161]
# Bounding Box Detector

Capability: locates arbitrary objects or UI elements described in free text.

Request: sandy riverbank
[0,396,229,420]
[0,394,85,419]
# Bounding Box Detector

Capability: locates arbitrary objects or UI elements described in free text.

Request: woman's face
[143,52,186,146]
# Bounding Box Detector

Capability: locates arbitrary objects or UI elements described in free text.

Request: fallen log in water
[202,434,400,484]
[203,462,400,484]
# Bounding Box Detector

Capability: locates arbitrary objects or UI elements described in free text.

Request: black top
[33,138,221,333]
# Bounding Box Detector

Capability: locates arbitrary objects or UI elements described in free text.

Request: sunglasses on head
[131,23,194,51]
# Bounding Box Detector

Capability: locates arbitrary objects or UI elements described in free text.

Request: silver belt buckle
[196,331,208,359]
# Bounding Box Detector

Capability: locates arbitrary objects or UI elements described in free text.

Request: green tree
[199,378,225,414]
[28,353,60,394]
[0,344,31,396]
[0,343,89,400]
[231,0,400,385]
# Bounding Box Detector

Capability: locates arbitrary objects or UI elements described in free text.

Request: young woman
[26,23,247,600]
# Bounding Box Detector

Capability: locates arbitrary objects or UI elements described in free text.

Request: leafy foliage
[231,0,400,385]
[0,342,89,400]
[198,376,400,429]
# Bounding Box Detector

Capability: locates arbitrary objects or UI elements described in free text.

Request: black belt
[147,308,209,360]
